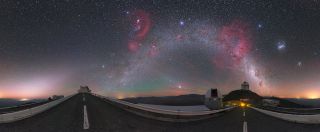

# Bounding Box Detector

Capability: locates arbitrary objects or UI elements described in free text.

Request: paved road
[0,94,84,132]
[0,93,319,132]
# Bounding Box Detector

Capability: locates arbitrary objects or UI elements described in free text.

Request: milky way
[111,15,268,97]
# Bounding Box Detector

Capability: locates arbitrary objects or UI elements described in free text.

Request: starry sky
[0,0,320,99]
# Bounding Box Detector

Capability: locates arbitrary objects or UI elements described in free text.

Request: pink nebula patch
[214,20,252,68]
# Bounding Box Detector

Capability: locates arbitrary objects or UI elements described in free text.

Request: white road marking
[243,111,246,117]
[83,105,89,129]
[83,97,85,101]
[243,121,248,132]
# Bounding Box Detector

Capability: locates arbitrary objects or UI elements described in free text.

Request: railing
[92,93,234,122]
[273,106,320,110]
[0,101,50,114]
[257,105,320,115]
[0,102,41,110]
[0,94,76,123]
[251,106,320,124]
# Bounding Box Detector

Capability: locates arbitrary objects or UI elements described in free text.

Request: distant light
[308,94,319,99]
[20,98,29,101]
[178,85,182,89]
[307,91,319,99]
[257,24,263,29]
[240,102,246,107]
[308,96,318,99]
[116,95,124,99]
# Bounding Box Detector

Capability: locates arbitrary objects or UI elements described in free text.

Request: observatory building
[241,81,249,90]
[204,88,222,110]
[78,86,91,93]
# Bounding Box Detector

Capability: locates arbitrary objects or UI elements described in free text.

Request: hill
[0,98,46,108]
[287,98,320,108]
[223,89,262,103]
[265,97,309,108]
[123,94,204,106]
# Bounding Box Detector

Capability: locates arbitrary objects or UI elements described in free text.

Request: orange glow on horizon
[116,94,124,99]
[0,90,50,99]
[0,74,69,99]
[306,91,319,99]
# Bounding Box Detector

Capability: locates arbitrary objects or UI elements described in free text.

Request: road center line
[243,111,245,117]
[243,121,247,132]
[83,105,89,129]
[83,97,85,101]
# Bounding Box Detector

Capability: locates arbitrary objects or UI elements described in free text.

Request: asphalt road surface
[0,93,319,132]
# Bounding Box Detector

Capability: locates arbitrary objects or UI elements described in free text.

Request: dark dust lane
[0,94,84,132]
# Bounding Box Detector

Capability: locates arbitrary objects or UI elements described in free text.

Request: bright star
[179,20,185,26]
[277,40,286,51]
[297,61,302,67]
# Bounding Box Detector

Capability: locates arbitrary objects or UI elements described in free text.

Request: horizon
[1,87,320,100]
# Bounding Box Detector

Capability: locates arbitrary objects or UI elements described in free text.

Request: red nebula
[175,34,184,41]
[128,40,140,52]
[131,10,151,39]
[127,10,152,52]
[214,20,252,68]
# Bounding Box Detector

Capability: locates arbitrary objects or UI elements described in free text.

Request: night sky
[0,0,320,99]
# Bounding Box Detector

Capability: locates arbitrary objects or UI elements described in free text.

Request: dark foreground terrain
[0,93,319,132]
